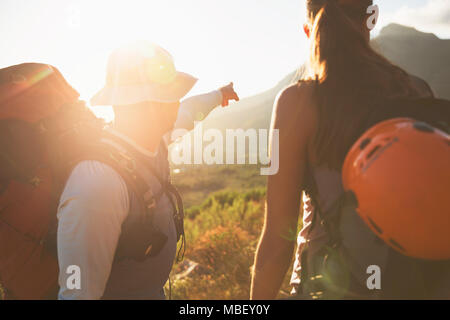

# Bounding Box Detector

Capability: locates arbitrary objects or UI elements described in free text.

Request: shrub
[170,226,255,299]
[167,185,298,299]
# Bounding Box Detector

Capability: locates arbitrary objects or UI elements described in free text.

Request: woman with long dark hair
[250,0,439,299]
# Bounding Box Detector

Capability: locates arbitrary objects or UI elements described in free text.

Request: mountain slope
[202,68,302,131]
[203,23,450,131]
[372,23,450,99]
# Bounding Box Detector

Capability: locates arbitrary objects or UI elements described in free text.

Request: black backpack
[297,97,450,300]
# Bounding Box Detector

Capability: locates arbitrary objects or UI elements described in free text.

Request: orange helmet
[342,118,450,260]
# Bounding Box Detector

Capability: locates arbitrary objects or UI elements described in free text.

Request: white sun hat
[91,42,197,106]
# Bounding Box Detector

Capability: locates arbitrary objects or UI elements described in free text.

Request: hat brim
[90,71,197,106]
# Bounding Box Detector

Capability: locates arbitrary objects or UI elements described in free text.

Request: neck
[113,121,161,154]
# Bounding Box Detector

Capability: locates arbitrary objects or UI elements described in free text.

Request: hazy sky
[1,0,449,119]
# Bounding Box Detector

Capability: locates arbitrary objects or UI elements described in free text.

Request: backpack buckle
[28,176,41,187]
[144,189,156,210]
[109,151,137,175]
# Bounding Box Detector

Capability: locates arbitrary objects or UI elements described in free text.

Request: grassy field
[167,164,299,299]
[171,164,267,208]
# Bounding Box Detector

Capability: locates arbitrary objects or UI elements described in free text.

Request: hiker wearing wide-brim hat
[91,42,199,106]
[57,41,239,300]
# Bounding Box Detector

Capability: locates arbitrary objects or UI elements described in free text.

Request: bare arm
[250,83,317,299]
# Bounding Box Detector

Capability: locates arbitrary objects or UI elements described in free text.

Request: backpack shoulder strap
[44,140,163,256]
[367,97,450,133]
[97,131,186,261]
[106,131,186,261]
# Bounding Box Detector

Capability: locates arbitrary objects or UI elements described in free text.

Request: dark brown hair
[304,0,422,169]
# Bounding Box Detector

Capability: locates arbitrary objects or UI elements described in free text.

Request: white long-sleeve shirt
[57,90,222,300]
[173,90,222,131]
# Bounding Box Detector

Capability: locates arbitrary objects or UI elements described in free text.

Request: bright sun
[67,0,189,124]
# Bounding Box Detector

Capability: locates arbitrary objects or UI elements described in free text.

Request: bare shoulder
[272,80,318,138]
[408,74,434,98]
